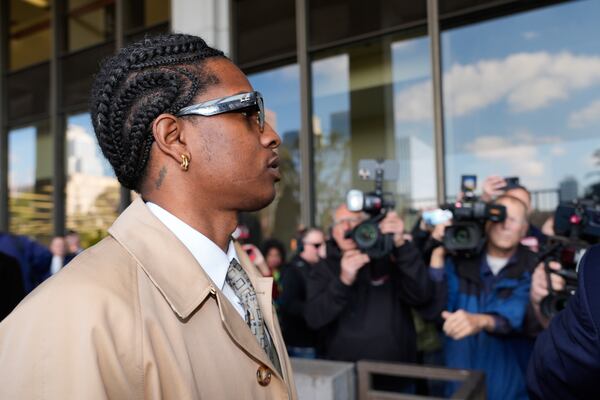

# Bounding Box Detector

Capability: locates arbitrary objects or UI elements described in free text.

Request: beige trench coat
[0,199,297,400]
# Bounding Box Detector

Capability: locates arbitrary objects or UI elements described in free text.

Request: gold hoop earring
[180,154,189,171]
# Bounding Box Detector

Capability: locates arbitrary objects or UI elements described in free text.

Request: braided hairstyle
[90,33,225,191]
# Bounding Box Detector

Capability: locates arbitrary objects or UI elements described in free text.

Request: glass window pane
[66,113,120,248]
[68,0,115,52]
[233,0,296,66]
[9,122,54,241]
[9,0,52,70]
[312,34,435,227]
[63,42,114,108]
[442,0,600,212]
[7,62,51,121]
[124,0,171,32]
[246,65,301,249]
[310,0,426,48]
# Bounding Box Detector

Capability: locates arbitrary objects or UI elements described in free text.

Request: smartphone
[503,176,520,190]
[461,175,477,195]
[422,209,453,226]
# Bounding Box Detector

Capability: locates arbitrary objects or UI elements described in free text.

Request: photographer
[427,195,535,400]
[527,245,600,399]
[304,204,431,381]
[481,175,547,251]
[279,227,326,358]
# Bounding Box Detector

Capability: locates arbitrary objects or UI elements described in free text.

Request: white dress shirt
[146,202,245,319]
[50,255,63,275]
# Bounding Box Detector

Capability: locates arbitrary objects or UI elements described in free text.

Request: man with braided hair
[0,34,297,399]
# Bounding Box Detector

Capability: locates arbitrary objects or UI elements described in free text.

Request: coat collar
[108,198,215,319]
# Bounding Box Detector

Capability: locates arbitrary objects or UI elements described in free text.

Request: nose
[260,122,281,149]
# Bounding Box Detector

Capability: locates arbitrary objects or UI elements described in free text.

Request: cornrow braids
[90,33,226,191]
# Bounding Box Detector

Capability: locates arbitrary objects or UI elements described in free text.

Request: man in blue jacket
[527,244,600,399]
[428,195,535,400]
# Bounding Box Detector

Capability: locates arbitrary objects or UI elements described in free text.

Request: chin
[239,189,277,212]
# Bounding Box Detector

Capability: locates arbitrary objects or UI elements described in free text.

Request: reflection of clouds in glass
[522,31,540,40]
[8,127,36,190]
[277,64,300,81]
[450,134,600,193]
[312,55,349,98]
[569,99,600,128]
[395,51,600,122]
[391,40,417,53]
[464,135,545,178]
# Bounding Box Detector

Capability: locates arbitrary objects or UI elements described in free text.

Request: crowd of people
[241,175,574,399]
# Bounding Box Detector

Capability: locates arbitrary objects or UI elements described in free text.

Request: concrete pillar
[171,0,231,56]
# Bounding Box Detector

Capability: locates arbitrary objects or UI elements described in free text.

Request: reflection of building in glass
[396,135,436,208]
[559,176,579,202]
[65,121,119,243]
[67,124,109,177]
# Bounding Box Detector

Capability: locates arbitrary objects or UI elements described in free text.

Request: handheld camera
[443,175,507,257]
[539,199,600,318]
[345,159,398,259]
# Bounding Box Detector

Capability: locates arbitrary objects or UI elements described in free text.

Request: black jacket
[0,252,25,321]
[279,254,318,348]
[304,240,432,362]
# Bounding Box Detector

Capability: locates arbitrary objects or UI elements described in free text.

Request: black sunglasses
[175,91,265,132]
[305,242,324,249]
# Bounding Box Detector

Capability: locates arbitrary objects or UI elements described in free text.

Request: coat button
[256,365,272,386]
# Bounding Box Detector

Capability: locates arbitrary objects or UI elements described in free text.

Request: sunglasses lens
[257,93,265,131]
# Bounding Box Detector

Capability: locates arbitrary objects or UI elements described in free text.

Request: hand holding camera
[531,261,565,305]
[340,249,370,286]
[379,211,405,248]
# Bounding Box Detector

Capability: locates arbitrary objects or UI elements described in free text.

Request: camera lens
[354,222,379,249]
[454,226,471,245]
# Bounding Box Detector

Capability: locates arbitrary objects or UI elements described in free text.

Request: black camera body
[443,201,506,255]
[539,199,600,318]
[442,177,507,256]
[345,160,398,259]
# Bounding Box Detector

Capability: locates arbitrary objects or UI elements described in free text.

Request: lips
[267,155,281,180]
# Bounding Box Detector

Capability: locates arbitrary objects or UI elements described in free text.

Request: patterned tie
[226,258,281,373]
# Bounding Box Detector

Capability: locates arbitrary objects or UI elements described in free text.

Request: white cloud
[464,135,544,178]
[568,99,600,128]
[551,145,566,156]
[392,41,416,53]
[523,31,540,40]
[395,51,600,122]
[313,55,349,98]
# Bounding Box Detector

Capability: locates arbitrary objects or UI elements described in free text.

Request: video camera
[345,159,398,259]
[539,199,600,318]
[442,175,507,256]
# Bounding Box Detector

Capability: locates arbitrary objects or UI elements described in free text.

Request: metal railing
[357,360,486,400]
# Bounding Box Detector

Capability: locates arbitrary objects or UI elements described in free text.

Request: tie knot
[226,258,252,298]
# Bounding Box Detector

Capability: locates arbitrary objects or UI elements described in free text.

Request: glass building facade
[1,0,599,249]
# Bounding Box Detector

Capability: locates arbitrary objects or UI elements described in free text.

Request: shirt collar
[146,202,238,290]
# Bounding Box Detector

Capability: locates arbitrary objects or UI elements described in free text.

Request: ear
[151,113,190,167]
